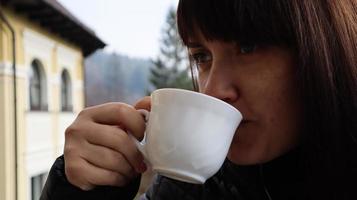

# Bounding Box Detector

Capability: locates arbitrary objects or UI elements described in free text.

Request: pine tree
[149,7,193,92]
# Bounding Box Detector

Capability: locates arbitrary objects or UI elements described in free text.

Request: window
[29,60,47,111]
[31,173,47,200]
[61,69,73,111]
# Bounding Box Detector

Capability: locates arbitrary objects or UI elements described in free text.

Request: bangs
[177,0,295,47]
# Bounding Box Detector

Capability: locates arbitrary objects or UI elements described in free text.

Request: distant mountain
[84,50,153,106]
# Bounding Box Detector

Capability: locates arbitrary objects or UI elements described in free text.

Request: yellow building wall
[0,24,3,61]
[0,18,16,200]
[0,7,86,200]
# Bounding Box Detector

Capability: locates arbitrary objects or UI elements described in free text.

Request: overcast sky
[58,0,179,59]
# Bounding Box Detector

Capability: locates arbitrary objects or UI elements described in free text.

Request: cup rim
[153,167,205,184]
[152,88,241,115]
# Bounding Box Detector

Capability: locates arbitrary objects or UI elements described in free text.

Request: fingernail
[81,185,94,191]
[138,162,147,173]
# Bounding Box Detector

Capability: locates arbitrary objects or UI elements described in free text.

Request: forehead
[186,27,232,48]
[177,0,295,50]
[186,28,206,43]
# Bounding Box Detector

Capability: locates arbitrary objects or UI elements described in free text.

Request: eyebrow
[186,42,203,48]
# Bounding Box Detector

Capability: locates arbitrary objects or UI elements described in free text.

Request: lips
[239,120,250,126]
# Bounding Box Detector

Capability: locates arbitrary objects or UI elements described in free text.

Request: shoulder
[141,174,204,200]
[141,164,237,200]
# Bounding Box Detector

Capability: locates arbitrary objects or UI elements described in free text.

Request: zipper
[260,165,273,200]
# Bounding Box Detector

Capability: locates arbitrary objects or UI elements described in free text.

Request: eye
[191,52,212,64]
[190,51,212,72]
[239,44,257,54]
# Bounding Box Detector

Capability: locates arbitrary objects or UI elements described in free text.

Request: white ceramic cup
[132,88,242,184]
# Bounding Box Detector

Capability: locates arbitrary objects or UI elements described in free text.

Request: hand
[64,97,151,190]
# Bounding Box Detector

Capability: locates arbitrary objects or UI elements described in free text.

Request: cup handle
[129,109,150,162]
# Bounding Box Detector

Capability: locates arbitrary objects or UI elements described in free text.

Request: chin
[227,146,262,165]
[226,121,299,165]
[227,138,295,165]
[226,133,274,165]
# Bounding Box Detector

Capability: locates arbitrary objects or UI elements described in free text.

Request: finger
[84,103,146,140]
[64,158,95,191]
[81,159,129,187]
[84,123,146,172]
[134,96,151,111]
[82,142,138,178]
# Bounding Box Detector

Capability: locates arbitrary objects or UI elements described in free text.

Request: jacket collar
[221,148,304,200]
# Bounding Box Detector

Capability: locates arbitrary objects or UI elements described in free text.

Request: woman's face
[188,33,302,165]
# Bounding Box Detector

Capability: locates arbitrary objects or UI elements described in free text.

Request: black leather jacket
[40,150,305,200]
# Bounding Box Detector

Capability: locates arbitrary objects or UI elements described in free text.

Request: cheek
[264,83,301,143]
[228,66,301,164]
[229,87,301,164]
[198,74,209,91]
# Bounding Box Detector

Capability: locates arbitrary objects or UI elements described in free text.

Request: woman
[41,0,357,199]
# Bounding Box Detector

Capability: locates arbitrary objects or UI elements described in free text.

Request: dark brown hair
[177,0,357,199]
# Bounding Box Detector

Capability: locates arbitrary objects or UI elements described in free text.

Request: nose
[200,63,239,104]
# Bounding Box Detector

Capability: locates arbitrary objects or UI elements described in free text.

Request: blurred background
[0,0,192,199]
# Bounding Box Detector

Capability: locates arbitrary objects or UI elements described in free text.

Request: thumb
[134,96,151,111]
